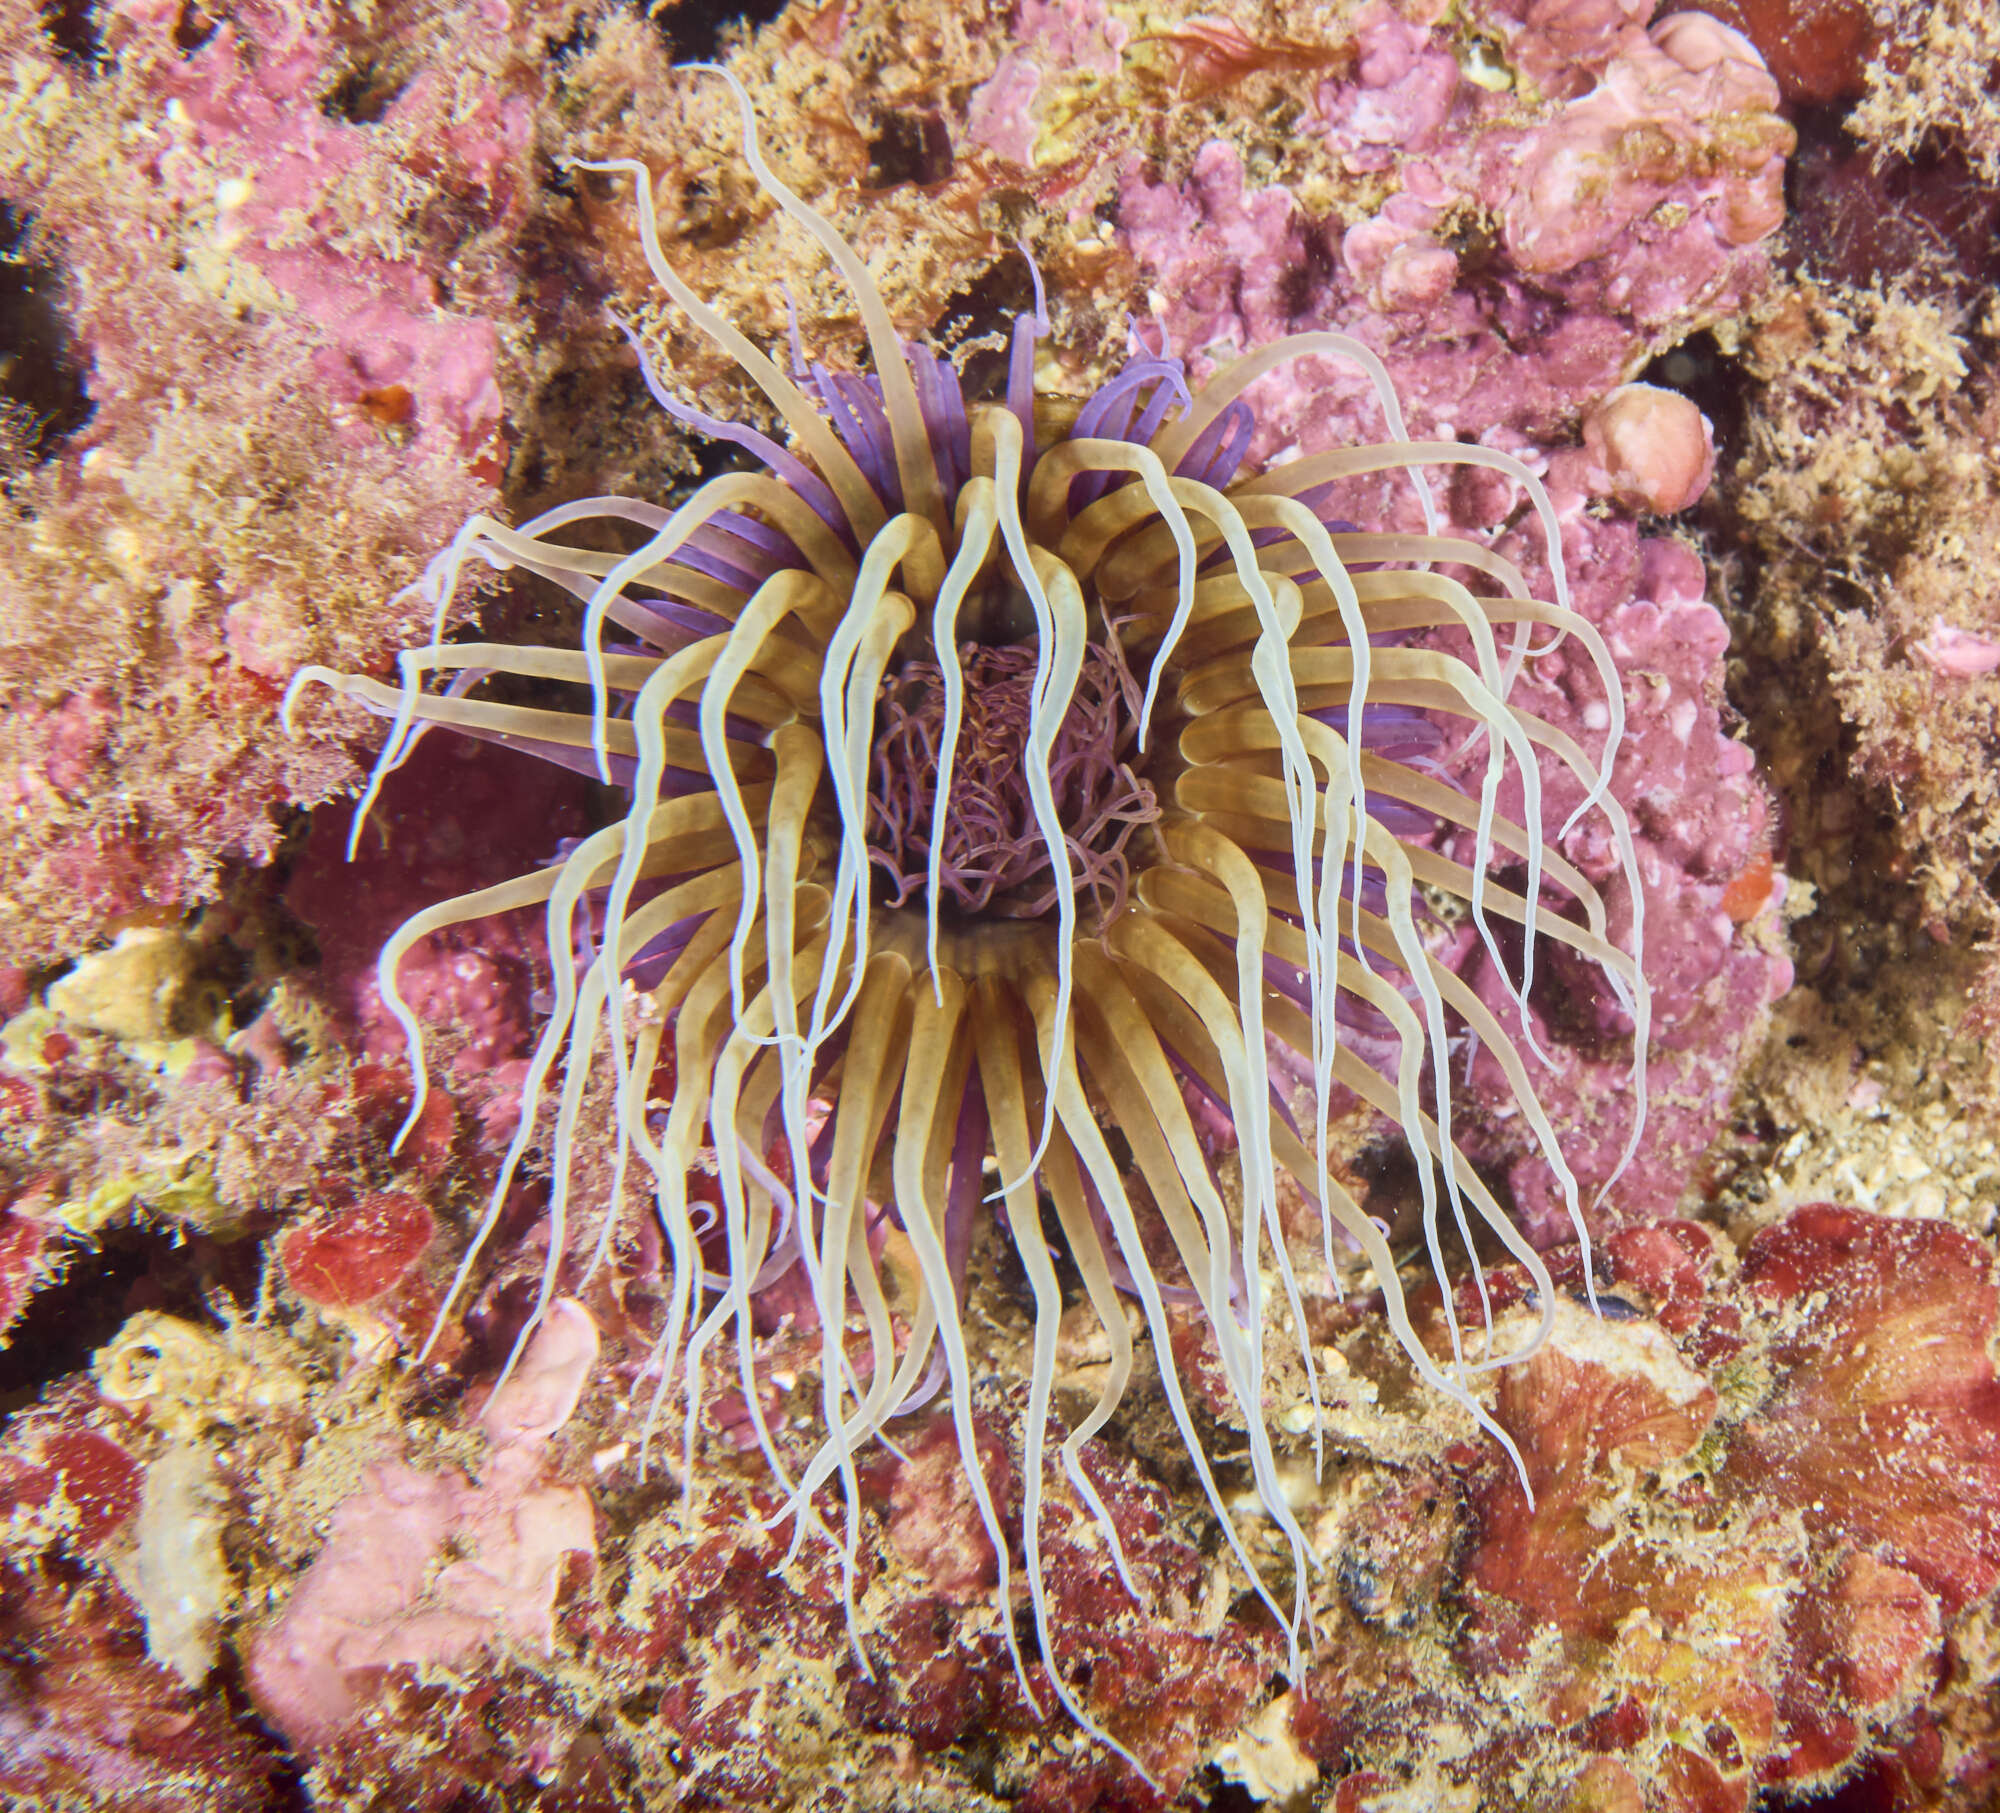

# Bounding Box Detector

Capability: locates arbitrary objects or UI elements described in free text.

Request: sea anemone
[286,69,1648,1751]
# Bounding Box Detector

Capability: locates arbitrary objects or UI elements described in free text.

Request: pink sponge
[246,1301,600,1747]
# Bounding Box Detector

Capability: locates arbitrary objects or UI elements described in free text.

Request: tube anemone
[286,68,1649,1752]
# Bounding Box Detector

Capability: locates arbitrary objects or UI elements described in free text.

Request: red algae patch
[279,1191,436,1310]
[1455,1287,1795,1795]
[1277,1207,2000,1809]
[0,1194,49,1343]
[874,1416,1008,1605]
[0,1383,275,1811]
[1696,0,1884,103]
[1727,1205,2000,1618]
[0,1425,144,1552]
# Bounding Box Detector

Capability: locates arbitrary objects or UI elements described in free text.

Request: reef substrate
[1,0,1998,1808]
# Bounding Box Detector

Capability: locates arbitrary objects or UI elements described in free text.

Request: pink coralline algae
[246,1298,599,1749]
[121,0,521,469]
[1118,8,1791,458]
[1501,11,1789,277]
[1915,621,2000,680]
[1118,6,1793,1231]
[1450,529,1790,1234]
[965,0,1130,165]
[0,0,565,965]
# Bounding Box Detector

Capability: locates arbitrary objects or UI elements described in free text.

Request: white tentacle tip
[279,665,340,736]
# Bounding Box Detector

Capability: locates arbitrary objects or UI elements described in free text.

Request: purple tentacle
[609,312,850,542]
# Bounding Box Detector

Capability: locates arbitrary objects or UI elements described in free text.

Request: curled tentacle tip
[278,664,340,736]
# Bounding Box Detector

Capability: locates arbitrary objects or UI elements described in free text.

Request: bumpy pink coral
[1502,14,1788,278]
[965,0,1130,164]
[966,54,1045,164]
[1121,14,1791,452]
[1582,382,1718,514]
[1497,0,1654,99]
[1314,4,1458,174]
[1119,11,1793,1230]
[1450,531,1789,1232]
[246,1300,599,1746]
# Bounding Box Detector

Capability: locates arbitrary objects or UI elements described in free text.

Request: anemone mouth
[281,65,1655,1776]
[864,633,1161,926]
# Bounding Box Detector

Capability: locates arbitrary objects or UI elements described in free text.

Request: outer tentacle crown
[285,67,1652,1759]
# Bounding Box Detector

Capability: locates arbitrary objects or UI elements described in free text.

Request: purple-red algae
[0,1419,144,1552]
[279,1190,437,1311]
[596,1399,1279,1809]
[283,730,595,1145]
[0,1553,279,1811]
[1275,1205,2000,1810]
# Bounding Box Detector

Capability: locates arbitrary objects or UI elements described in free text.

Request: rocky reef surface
[0,0,1996,1807]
